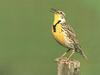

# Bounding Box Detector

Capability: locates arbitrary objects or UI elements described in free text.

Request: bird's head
[51,8,66,24]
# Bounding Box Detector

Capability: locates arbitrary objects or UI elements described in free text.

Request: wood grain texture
[56,57,80,75]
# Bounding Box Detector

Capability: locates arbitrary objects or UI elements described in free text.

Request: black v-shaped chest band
[53,20,61,32]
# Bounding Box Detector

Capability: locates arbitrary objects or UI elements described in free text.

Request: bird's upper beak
[50,8,58,13]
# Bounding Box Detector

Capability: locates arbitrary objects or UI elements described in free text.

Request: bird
[51,8,87,60]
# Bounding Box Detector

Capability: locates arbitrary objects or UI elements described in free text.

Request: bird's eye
[60,12,62,14]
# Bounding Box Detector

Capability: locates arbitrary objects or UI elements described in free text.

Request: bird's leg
[67,50,75,61]
[56,49,71,61]
[56,52,67,61]
[60,49,70,57]
[61,52,67,57]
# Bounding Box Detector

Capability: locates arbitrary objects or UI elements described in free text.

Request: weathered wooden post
[56,57,80,75]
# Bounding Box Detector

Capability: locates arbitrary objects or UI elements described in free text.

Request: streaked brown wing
[62,23,79,44]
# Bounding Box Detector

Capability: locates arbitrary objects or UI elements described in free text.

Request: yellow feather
[52,14,65,46]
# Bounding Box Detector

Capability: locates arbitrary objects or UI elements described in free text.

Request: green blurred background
[0,0,100,75]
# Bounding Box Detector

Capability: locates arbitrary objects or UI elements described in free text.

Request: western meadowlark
[51,8,87,60]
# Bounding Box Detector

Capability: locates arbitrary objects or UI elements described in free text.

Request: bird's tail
[76,44,88,60]
[80,49,88,60]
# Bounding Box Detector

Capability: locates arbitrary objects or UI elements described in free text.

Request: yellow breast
[51,24,65,46]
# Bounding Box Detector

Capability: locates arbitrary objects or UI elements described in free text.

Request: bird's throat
[53,20,61,32]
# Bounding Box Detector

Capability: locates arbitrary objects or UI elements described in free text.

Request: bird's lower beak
[50,8,57,13]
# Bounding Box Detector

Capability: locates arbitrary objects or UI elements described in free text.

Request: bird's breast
[51,24,66,46]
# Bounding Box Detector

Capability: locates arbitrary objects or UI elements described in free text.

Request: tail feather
[79,49,88,60]
[75,44,88,60]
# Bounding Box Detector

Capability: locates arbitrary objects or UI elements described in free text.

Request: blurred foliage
[0,0,100,75]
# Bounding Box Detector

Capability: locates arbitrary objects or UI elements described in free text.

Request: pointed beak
[50,8,57,13]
